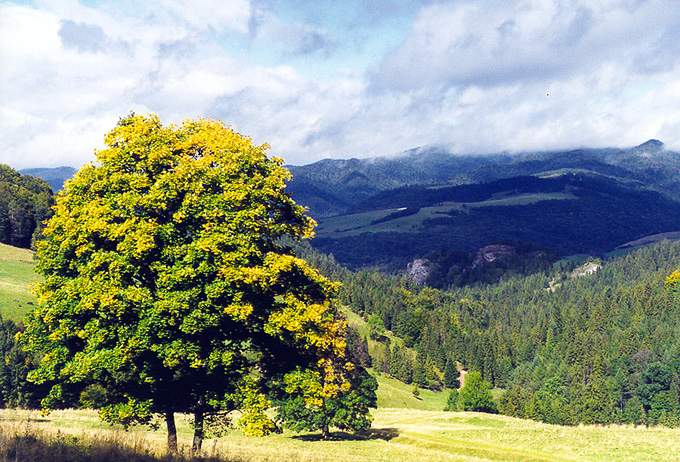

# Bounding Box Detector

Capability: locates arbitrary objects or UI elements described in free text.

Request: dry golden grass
[1,407,679,462]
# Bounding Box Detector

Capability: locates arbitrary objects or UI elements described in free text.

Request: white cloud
[1,0,680,169]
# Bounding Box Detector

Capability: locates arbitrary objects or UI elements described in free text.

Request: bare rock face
[406,258,432,286]
[570,260,602,278]
[472,244,517,268]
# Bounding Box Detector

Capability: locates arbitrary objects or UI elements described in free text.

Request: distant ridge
[20,166,77,192]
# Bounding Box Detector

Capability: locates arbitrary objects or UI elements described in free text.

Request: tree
[346,328,371,368]
[622,396,646,426]
[20,114,349,455]
[367,314,386,341]
[0,316,40,408]
[275,365,377,438]
[445,389,459,411]
[458,371,496,413]
[444,359,460,389]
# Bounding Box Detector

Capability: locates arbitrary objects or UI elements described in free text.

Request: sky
[2,0,680,168]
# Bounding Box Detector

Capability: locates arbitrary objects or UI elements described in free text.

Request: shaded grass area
[2,408,679,462]
[0,243,39,321]
[316,193,576,239]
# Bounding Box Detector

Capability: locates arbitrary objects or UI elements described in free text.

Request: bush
[458,371,496,413]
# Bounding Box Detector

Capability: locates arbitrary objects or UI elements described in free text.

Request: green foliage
[275,366,377,437]
[444,389,459,411]
[305,239,680,426]
[444,359,460,389]
[622,396,646,425]
[458,371,496,413]
[0,315,41,408]
[79,384,108,409]
[19,114,349,448]
[0,165,53,249]
[346,328,371,368]
[367,314,386,340]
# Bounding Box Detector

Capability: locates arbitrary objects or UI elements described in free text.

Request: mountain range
[19,140,680,287]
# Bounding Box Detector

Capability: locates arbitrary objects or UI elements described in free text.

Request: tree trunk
[321,422,330,440]
[165,411,178,454]
[321,398,330,440]
[191,408,205,456]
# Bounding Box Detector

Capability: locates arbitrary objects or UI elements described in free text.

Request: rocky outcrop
[406,258,432,286]
[570,261,601,278]
[472,244,517,268]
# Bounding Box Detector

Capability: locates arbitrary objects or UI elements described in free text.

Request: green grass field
[316,192,576,238]
[0,243,38,321]
[2,401,679,462]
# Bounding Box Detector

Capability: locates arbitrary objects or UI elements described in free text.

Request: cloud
[247,5,335,57]
[2,0,680,170]
[58,20,109,53]
[372,0,680,91]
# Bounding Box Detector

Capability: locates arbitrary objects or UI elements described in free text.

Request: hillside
[21,144,680,283]
[20,166,77,192]
[0,243,38,321]
[0,165,53,249]
[313,172,680,272]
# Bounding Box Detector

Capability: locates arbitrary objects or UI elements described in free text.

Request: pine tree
[444,359,460,389]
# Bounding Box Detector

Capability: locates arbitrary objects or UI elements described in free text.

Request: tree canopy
[20,114,352,453]
[0,164,53,248]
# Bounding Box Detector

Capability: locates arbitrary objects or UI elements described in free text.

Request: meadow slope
[1,406,679,462]
[0,243,38,321]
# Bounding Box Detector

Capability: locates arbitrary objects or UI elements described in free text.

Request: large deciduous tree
[20,114,349,454]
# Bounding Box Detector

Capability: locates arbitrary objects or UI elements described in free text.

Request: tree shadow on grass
[292,427,399,442]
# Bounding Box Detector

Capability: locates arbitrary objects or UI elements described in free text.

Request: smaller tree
[346,328,371,368]
[275,366,377,439]
[412,352,426,387]
[367,314,386,341]
[622,396,646,426]
[444,359,460,389]
[412,383,420,399]
[458,371,496,413]
[445,389,459,411]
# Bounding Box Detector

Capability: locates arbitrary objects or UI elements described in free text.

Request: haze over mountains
[20,140,680,287]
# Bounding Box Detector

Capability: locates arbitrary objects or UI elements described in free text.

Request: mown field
[2,401,680,462]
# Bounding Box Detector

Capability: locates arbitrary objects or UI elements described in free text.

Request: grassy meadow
[2,403,679,462]
[0,243,38,322]
[315,192,576,238]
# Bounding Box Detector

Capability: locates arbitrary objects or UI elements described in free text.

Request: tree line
[0,164,53,248]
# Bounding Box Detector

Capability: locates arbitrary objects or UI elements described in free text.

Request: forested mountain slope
[299,240,680,426]
[0,165,53,248]
[288,139,680,217]
[19,167,76,192]
[20,141,680,284]
[313,172,680,273]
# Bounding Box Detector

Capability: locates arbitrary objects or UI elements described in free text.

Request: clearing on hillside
[0,243,38,321]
